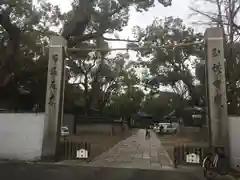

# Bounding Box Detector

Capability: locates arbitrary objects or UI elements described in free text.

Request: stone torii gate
[41,28,228,160]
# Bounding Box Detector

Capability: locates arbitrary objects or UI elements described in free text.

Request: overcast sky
[33,0,208,46]
[43,0,203,50]
[47,0,192,22]
[46,0,200,36]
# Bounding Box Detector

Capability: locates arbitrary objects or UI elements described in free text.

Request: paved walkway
[85,129,174,170]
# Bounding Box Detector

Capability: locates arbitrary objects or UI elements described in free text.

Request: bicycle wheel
[203,158,218,180]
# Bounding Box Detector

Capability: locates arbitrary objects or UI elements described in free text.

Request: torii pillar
[42,36,67,159]
[205,28,228,155]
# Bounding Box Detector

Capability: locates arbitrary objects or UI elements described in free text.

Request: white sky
[43,0,206,57]
[39,0,207,49]
[45,0,201,57]
[46,0,202,41]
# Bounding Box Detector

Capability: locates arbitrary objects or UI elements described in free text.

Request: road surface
[0,163,205,180]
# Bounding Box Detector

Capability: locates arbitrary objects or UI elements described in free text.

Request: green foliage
[142,95,170,120]
[0,0,66,110]
[104,87,145,118]
[142,91,185,121]
[132,16,205,110]
[190,0,240,115]
[0,0,172,114]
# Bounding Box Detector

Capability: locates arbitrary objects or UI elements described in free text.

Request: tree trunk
[84,73,90,116]
[90,56,104,111]
[227,0,238,114]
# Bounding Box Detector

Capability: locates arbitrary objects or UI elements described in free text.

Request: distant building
[132,112,153,128]
[183,106,205,126]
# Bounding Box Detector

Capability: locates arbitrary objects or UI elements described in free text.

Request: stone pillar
[60,54,67,127]
[205,28,228,154]
[42,36,67,159]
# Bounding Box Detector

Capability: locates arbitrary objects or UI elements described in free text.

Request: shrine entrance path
[85,129,174,170]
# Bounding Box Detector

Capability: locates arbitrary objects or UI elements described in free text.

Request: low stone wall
[63,114,75,134]
[76,123,128,135]
[229,116,240,172]
[178,125,208,141]
[0,113,45,161]
[179,126,201,134]
[75,116,129,135]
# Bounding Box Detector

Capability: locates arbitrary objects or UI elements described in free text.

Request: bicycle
[202,147,229,180]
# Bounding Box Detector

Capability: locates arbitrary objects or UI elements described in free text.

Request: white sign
[186,153,200,164]
[77,149,88,159]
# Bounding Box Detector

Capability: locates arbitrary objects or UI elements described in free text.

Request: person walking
[145,127,150,140]
[160,125,164,133]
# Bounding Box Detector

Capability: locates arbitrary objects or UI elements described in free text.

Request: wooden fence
[174,144,210,167]
[57,139,91,161]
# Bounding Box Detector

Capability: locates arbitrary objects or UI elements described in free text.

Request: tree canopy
[0,0,172,117]
[1,0,240,125]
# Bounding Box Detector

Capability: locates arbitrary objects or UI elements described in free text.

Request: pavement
[84,129,173,170]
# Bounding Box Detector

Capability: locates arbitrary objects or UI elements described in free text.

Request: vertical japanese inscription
[212,48,221,57]
[212,62,222,75]
[48,54,59,106]
[211,47,223,118]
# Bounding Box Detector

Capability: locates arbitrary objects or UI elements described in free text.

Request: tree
[62,0,173,115]
[190,0,240,115]
[0,0,173,112]
[142,91,186,121]
[61,0,172,45]
[101,63,145,118]
[68,50,129,115]
[142,94,170,121]
[131,17,204,108]
[0,0,67,110]
[0,0,62,88]
[104,87,145,118]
